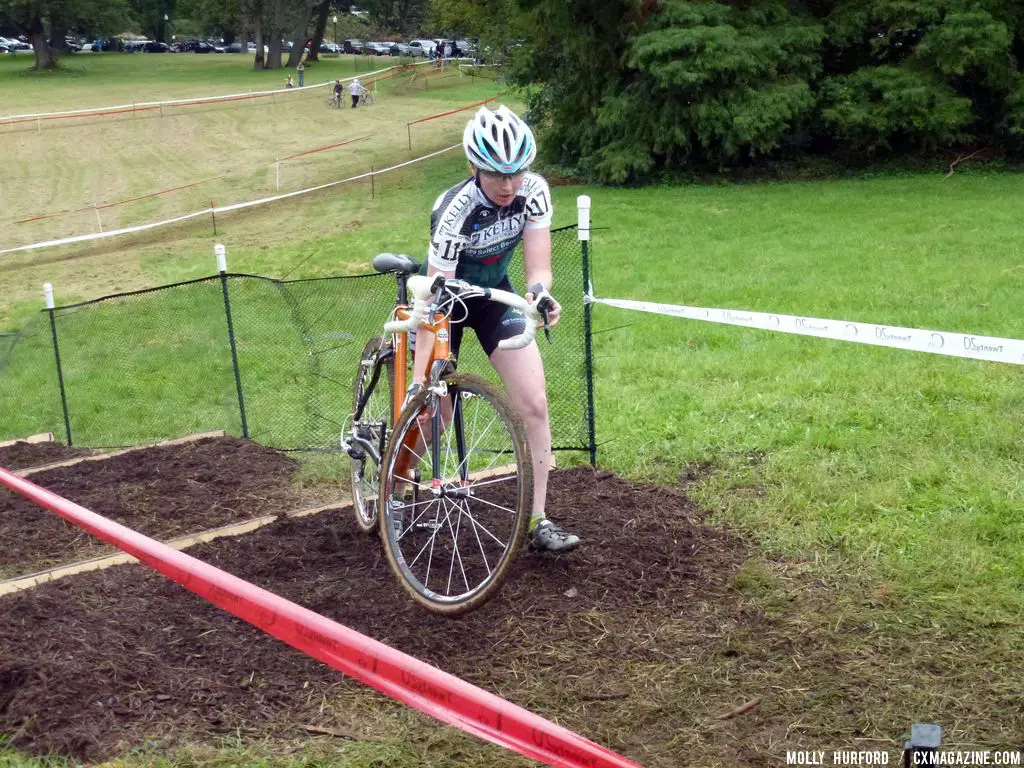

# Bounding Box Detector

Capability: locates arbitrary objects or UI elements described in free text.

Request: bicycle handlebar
[383,274,544,350]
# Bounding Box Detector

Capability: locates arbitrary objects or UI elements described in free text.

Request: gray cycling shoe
[529,519,580,553]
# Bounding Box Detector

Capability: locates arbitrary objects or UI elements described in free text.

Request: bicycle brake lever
[529,282,553,343]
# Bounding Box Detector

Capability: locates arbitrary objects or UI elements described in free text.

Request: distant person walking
[348,77,365,108]
[296,58,305,87]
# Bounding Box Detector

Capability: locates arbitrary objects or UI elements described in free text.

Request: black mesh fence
[0,318,69,442]
[0,226,595,456]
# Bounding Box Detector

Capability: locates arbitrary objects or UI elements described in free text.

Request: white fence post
[577,194,591,242]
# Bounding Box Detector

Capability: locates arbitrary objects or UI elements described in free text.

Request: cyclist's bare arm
[522,227,560,328]
[411,262,454,386]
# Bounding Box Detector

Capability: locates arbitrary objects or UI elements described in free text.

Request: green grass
[2,54,1023,767]
[0,52,420,113]
[578,173,1024,625]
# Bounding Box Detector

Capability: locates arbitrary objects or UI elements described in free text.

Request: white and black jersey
[424,172,552,288]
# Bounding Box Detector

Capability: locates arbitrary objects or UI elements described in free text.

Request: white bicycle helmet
[463,104,537,174]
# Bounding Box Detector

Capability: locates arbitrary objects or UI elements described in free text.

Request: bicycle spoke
[460,503,512,548]
[422,503,447,590]
[456,404,505,477]
[464,497,493,575]
[445,499,471,595]
[407,500,447,569]
[464,492,519,520]
[464,474,518,490]
[398,433,427,466]
[443,403,457,482]
[398,495,440,539]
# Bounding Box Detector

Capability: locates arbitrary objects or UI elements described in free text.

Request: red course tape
[0,467,644,768]
[407,94,503,126]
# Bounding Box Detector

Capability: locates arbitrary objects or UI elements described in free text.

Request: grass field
[0,52,503,328]
[2,54,1023,766]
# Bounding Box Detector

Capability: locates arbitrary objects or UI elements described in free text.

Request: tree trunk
[49,18,68,56]
[254,21,265,69]
[267,36,282,69]
[285,6,314,69]
[266,0,284,69]
[246,0,265,69]
[307,0,330,62]
[28,14,55,70]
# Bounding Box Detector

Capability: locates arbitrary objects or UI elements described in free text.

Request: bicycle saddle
[372,253,421,275]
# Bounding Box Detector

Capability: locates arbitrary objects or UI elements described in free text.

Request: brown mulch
[0,440,93,471]
[0,437,300,578]
[0,463,747,763]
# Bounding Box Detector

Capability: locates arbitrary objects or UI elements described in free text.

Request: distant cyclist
[406,104,580,553]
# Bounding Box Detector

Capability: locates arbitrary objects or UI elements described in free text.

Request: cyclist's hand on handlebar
[525,284,561,334]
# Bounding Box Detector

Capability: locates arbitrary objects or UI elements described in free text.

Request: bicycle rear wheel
[348,335,394,534]
[379,372,533,615]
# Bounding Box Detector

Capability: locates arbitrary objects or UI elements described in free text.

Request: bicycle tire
[349,335,394,534]
[378,372,533,615]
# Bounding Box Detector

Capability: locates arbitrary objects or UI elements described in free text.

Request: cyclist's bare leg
[489,342,549,517]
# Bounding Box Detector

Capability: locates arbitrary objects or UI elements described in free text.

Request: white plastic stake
[577,195,591,241]
[215,243,227,273]
[43,283,55,309]
[93,204,103,233]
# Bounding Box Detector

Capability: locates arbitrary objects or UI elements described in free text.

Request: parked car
[225,41,243,53]
[407,39,435,58]
[364,42,389,55]
[319,42,341,53]
[387,42,410,56]
[174,39,221,53]
[143,41,170,52]
[90,38,121,52]
[342,39,363,54]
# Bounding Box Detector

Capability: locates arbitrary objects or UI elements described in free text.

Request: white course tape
[0,144,460,255]
[588,295,1024,366]
[0,61,429,124]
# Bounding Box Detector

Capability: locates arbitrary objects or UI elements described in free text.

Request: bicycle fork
[398,380,470,499]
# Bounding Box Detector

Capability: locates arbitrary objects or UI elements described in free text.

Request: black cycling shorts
[411,276,528,360]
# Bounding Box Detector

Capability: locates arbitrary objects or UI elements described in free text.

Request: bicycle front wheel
[379,372,533,615]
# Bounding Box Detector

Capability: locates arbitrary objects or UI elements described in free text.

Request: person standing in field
[296,58,305,87]
[348,77,365,108]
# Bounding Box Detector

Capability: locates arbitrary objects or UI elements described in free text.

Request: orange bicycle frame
[391,306,452,481]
